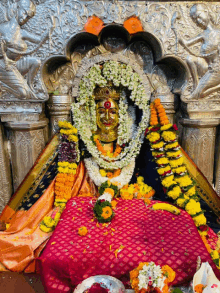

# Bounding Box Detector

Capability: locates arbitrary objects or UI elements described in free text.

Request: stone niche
[0,1,219,213]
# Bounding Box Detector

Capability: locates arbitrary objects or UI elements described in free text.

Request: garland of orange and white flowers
[72,61,150,170]
[146,98,220,269]
[130,262,176,293]
[40,121,79,233]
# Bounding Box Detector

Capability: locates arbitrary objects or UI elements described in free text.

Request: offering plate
[73,275,126,293]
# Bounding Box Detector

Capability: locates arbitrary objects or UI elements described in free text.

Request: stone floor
[0,272,45,293]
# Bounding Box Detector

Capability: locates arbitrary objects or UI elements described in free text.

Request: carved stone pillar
[215,126,220,195]
[5,119,48,191]
[47,95,72,137]
[180,118,219,184]
[0,123,12,213]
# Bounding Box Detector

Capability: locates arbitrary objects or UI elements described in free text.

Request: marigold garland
[40,121,79,233]
[146,99,220,268]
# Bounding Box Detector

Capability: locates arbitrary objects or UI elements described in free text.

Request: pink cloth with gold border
[38,197,220,293]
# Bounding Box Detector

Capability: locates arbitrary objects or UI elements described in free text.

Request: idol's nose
[105,110,110,120]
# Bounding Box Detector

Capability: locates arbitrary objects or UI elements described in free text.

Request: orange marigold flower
[101,206,113,219]
[162,265,176,283]
[78,226,88,236]
[105,188,115,198]
[194,284,206,293]
[111,200,118,209]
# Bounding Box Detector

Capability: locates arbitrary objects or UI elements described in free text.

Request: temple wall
[0,0,219,212]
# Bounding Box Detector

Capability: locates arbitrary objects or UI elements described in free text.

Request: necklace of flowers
[130,262,176,293]
[40,121,79,233]
[72,60,150,170]
[85,156,135,222]
[93,135,122,158]
[146,99,220,267]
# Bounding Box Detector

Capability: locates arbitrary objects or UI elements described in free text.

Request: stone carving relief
[0,0,54,101]
[172,3,220,101]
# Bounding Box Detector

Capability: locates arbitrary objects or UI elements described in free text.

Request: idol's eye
[110,109,117,114]
[98,109,105,114]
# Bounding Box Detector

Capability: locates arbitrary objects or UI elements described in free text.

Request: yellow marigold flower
[58,121,73,129]
[161,124,172,131]
[176,198,187,208]
[161,131,176,142]
[211,250,219,260]
[161,175,174,188]
[58,162,68,167]
[40,224,53,233]
[137,176,144,184]
[169,157,184,168]
[167,185,181,200]
[193,214,207,227]
[157,166,171,175]
[162,265,176,283]
[185,199,202,215]
[166,150,181,158]
[43,216,55,228]
[78,226,88,236]
[172,166,187,174]
[60,129,76,135]
[68,135,78,142]
[69,163,77,169]
[99,169,107,177]
[146,132,160,142]
[68,169,76,175]
[185,186,196,197]
[175,175,192,187]
[156,157,169,165]
[101,206,113,219]
[164,141,179,150]
[151,141,164,149]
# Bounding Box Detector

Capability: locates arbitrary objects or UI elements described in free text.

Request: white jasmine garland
[98,192,112,203]
[84,157,135,189]
[72,61,150,170]
[138,262,166,291]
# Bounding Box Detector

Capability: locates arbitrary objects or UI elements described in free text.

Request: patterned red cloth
[38,198,220,293]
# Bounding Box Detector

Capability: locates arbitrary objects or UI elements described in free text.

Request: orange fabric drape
[0,162,96,273]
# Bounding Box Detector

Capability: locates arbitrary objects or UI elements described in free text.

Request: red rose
[145,128,149,136]
[100,199,106,203]
[199,225,209,232]
[173,124,178,131]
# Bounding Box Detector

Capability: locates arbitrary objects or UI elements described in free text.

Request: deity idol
[0,61,219,293]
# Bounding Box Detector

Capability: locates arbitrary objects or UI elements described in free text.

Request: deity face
[96,99,119,142]
[190,4,209,29]
[18,0,36,26]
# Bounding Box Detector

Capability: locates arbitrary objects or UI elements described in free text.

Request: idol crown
[94,82,121,100]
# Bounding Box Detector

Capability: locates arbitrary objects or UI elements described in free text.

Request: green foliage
[93,200,114,223]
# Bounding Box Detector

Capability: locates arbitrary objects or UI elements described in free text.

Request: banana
[152,203,180,215]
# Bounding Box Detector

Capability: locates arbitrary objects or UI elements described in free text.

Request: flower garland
[120,176,155,205]
[130,262,175,293]
[146,99,220,267]
[40,121,79,233]
[72,60,150,170]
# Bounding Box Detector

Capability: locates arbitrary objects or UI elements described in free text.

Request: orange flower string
[149,103,159,126]
[154,98,170,125]
[94,137,122,158]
